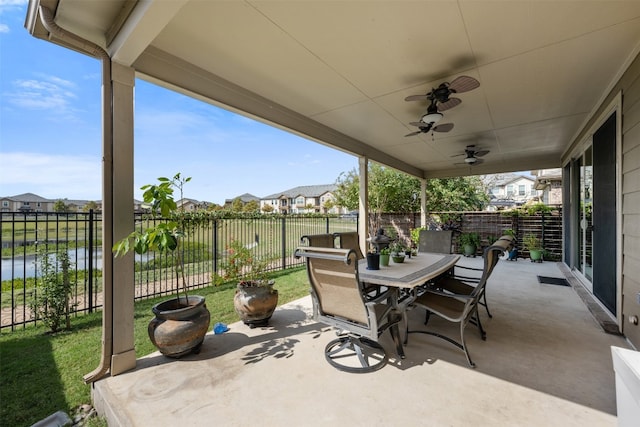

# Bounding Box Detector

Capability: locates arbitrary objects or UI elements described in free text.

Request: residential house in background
[486,174,537,210]
[260,184,345,214]
[1,193,54,212]
[533,168,563,206]
[0,193,142,213]
[223,193,260,210]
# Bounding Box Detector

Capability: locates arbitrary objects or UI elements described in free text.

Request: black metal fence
[0,211,357,330]
[1,209,561,331]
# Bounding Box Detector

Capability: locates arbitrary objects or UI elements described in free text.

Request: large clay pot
[234,280,278,328]
[148,295,211,358]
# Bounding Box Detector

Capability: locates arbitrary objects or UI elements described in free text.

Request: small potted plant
[113,173,211,358]
[379,247,390,267]
[390,242,406,263]
[213,239,278,328]
[522,234,544,262]
[458,232,480,257]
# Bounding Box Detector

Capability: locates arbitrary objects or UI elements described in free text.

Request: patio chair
[407,240,509,367]
[439,235,514,319]
[300,233,336,248]
[294,246,402,373]
[333,231,364,259]
[418,230,453,254]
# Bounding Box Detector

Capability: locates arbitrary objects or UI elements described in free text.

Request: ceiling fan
[453,145,490,165]
[405,75,480,111]
[405,100,454,136]
[404,75,479,137]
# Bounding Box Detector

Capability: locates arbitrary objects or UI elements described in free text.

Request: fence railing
[0,211,358,330]
[1,209,561,330]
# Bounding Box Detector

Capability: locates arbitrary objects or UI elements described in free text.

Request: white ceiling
[27,0,640,178]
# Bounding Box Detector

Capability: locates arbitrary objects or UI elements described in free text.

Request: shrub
[30,245,76,333]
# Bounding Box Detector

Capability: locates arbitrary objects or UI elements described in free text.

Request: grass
[0,267,310,427]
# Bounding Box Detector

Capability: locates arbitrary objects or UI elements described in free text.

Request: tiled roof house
[260,184,346,214]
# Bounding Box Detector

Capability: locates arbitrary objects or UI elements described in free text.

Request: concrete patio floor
[92,257,633,426]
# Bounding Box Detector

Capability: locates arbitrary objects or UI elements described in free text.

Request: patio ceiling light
[421,111,443,125]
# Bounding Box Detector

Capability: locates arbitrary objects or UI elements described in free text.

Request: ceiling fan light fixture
[465,156,477,164]
[421,111,443,125]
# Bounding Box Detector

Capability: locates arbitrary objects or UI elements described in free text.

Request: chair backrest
[334,231,365,259]
[475,237,513,290]
[294,247,369,326]
[418,230,453,254]
[300,233,336,248]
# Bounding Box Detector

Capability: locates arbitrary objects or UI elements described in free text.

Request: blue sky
[0,1,358,204]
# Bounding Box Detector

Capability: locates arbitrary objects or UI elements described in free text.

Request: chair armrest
[423,286,474,301]
[453,265,482,272]
[366,288,395,305]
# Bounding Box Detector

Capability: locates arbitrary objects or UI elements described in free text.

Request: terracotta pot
[148,295,211,358]
[234,280,278,328]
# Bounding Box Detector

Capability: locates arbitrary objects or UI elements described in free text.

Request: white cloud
[0,23,9,33]
[8,77,77,110]
[0,152,101,199]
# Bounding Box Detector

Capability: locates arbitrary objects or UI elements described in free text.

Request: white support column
[109,62,136,375]
[358,156,369,254]
[420,178,427,228]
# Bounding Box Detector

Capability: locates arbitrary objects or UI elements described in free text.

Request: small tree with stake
[113,173,211,357]
[113,173,194,304]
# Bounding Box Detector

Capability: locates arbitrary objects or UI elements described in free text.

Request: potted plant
[213,239,278,328]
[390,242,406,263]
[522,234,544,262]
[113,173,211,358]
[366,250,380,270]
[458,232,480,257]
[379,247,390,267]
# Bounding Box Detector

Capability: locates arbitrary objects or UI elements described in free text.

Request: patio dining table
[358,252,461,358]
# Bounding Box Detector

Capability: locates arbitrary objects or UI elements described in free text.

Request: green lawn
[0,267,310,427]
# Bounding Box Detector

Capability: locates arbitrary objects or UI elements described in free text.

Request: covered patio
[92,257,631,426]
[22,2,640,423]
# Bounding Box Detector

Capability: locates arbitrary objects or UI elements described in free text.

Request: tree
[53,199,68,212]
[231,198,244,212]
[261,204,274,213]
[243,200,260,212]
[82,201,100,212]
[333,164,488,215]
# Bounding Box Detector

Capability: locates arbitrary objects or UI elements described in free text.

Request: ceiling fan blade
[451,153,466,157]
[437,97,461,111]
[405,130,422,137]
[404,94,429,102]
[474,150,490,157]
[433,123,454,133]
[409,121,425,127]
[448,75,480,93]
[473,158,485,165]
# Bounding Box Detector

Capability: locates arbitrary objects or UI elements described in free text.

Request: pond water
[1,249,104,281]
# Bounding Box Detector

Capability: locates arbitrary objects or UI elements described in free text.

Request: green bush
[29,245,75,333]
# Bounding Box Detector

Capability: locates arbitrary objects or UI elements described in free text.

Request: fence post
[88,209,94,312]
[281,216,287,269]
[212,219,218,275]
[541,212,546,249]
